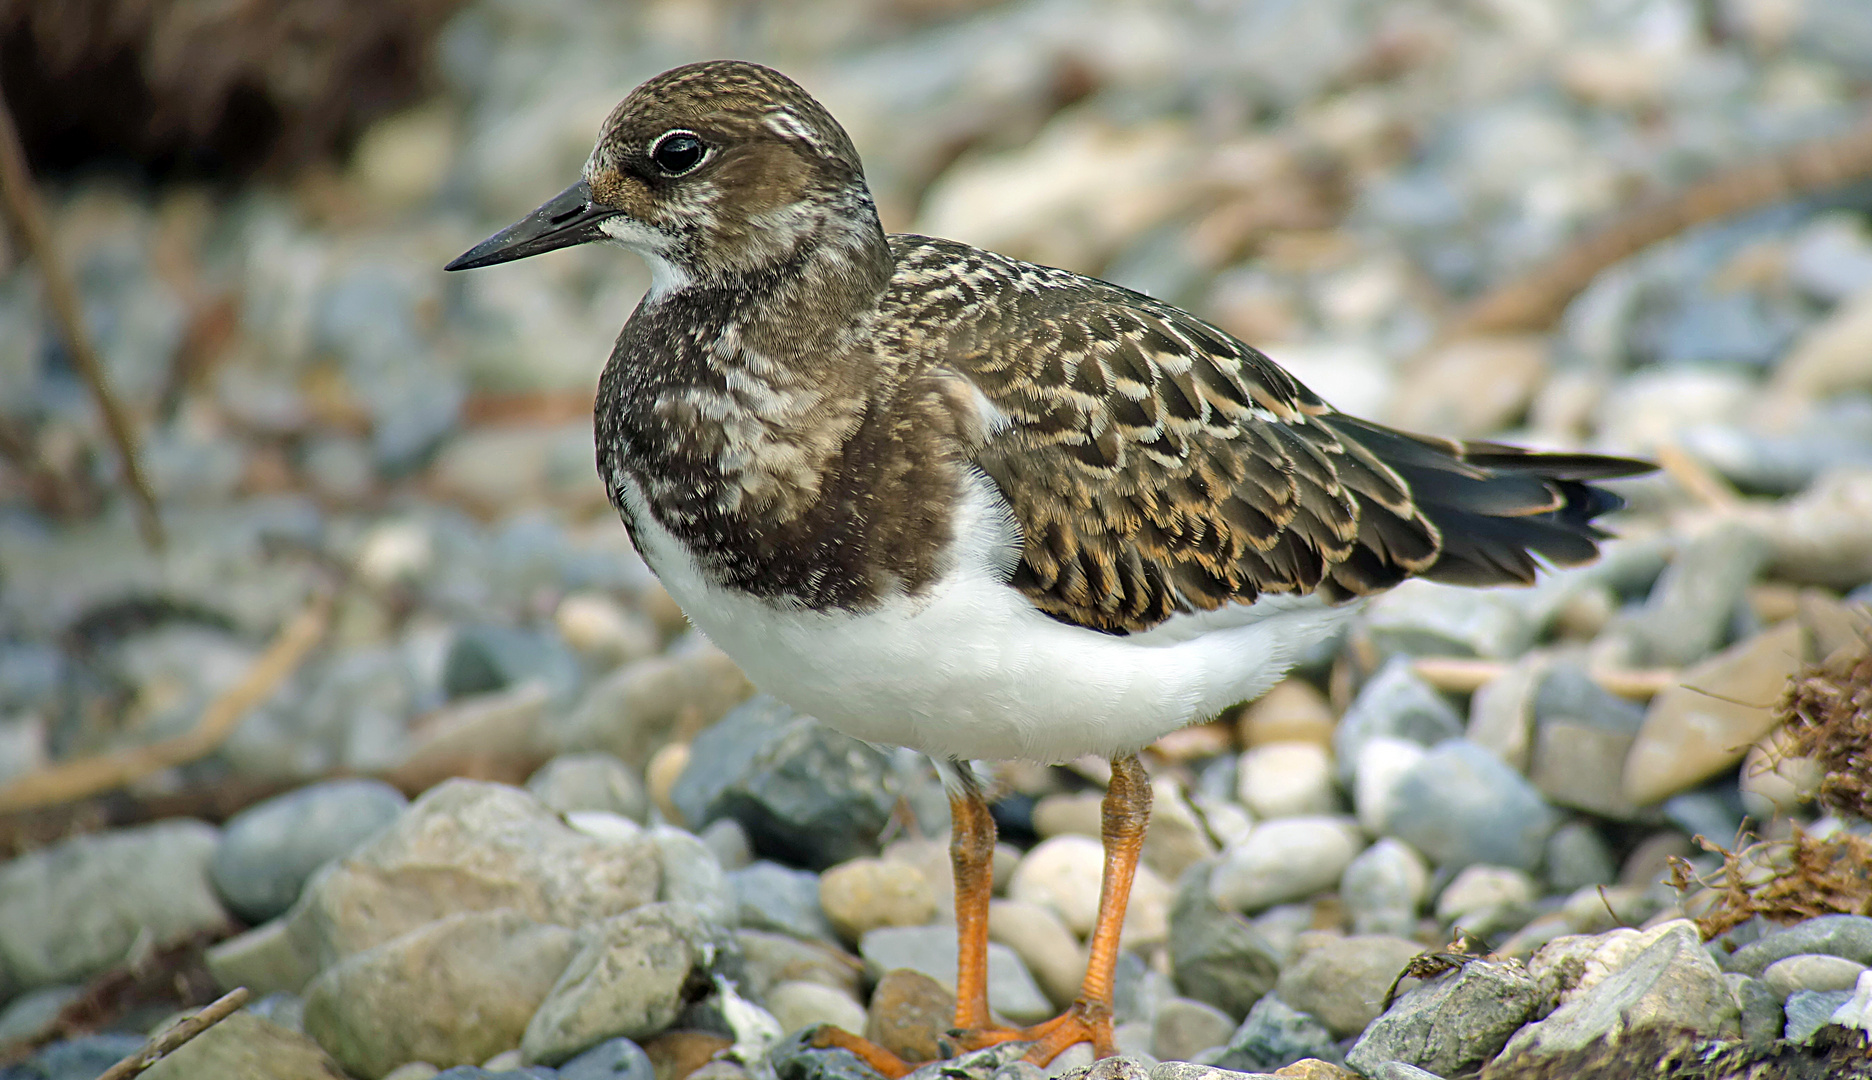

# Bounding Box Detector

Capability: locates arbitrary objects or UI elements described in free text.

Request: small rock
[669,696,899,870]
[819,858,937,943]
[0,984,80,1045]
[1204,995,1341,1073]
[1352,738,1424,836]
[1362,579,1534,660]
[210,778,408,923]
[858,926,1051,1024]
[522,904,739,1065]
[0,819,228,990]
[730,861,838,943]
[1434,865,1537,926]
[1151,997,1235,1062]
[1465,654,1546,772]
[1236,679,1335,749]
[286,779,660,970]
[1497,922,1740,1063]
[1725,915,1872,976]
[13,1035,149,1080]
[1761,954,1868,997]
[643,1031,735,1080]
[142,1011,346,1080]
[1832,970,1872,1034]
[1623,524,1771,668]
[1355,1064,1439,1080]
[527,753,650,822]
[701,819,754,871]
[1010,836,1170,945]
[1728,973,1783,1046]
[1340,839,1427,938]
[1332,659,1463,787]
[1273,934,1424,1039]
[1143,780,1219,880]
[1623,619,1809,806]
[443,624,582,704]
[383,1065,441,1080]
[1543,822,1617,893]
[767,980,867,1036]
[649,825,734,928]
[551,649,753,769]
[1345,960,1544,1077]
[737,930,864,1000]
[559,1036,655,1080]
[1785,988,1854,1044]
[1209,818,1364,914]
[1167,862,1281,1018]
[865,967,954,1063]
[1528,664,1647,819]
[302,909,578,1078]
[1384,740,1559,872]
[1738,729,1824,818]
[989,900,1086,1009]
[555,593,662,669]
[205,918,319,997]
[1236,743,1337,819]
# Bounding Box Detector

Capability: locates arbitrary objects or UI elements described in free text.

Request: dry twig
[0,83,164,550]
[95,987,249,1080]
[1445,112,1872,339]
[0,595,331,814]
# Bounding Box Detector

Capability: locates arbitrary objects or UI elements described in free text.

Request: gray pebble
[1543,822,1616,893]
[768,1027,891,1080]
[1724,915,1872,976]
[1784,989,1854,1044]
[1726,974,1783,1046]
[558,1035,653,1080]
[858,924,1051,1023]
[527,753,649,822]
[731,861,838,942]
[209,778,407,923]
[1347,960,1543,1077]
[701,818,754,870]
[0,819,228,990]
[17,1034,150,1080]
[672,695,899,870]
[1384,740,1559,872]
[1340,838,1427,937]
[0,984,80,1045]
[1167,862,1280,1018]
[1150,997,1235,1062]
[649,824,734,926]
[1333,658,1463,787]
[1761,953,1868,998]
[1202,995,1341,1073]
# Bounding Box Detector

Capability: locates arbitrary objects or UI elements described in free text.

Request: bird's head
[446,60,879,297]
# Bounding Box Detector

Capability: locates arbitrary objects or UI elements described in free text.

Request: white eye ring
[649,130,709,176]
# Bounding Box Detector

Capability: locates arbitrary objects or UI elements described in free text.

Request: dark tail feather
[1330,416,1653,588]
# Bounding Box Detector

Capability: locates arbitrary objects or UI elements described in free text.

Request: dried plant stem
[0,83,164,550]
[95,987,249,1080]
[1446,112,1872,339]
[0,595,330,814]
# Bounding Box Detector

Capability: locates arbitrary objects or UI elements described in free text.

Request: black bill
[445,179,620,271]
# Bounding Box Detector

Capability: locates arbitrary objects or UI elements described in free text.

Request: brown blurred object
[0,0,466,178]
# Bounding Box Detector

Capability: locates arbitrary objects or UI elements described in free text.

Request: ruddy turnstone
[448,60,1651,1073]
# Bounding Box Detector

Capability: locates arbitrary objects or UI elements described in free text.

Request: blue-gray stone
[209,778,408,923]
[1333,658,1464,787]
[1731,975,1783,1046]
[671,695,898,870]
[730,861,837,942]
[560,1037,653,1080]
[1202,995,1341,1073]
[443,624,583,704]
[768,1027,887,1080]
[1384,740,1559,872]
[1661,785,1745,851]
[1785,989,1854,1044]
[434,1068,557,1080]
[1169,861,1281,1017]
[1725,915,1872,976]
[1347,960,1543,1077]
[10,1034,147,1080]
[1543,821,1616,892]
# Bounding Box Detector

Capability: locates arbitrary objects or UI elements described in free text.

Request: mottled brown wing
[884,236,1650,635]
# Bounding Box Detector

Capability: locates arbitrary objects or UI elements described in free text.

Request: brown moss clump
[1668,827,1872,941]
[1777,632,1872,820]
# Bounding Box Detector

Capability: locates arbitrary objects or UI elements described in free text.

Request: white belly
[620,472,1356,763]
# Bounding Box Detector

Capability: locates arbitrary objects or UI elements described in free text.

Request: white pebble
[1237,741,1338,818]
[1209,816,1364,913]
[1355,736,1426,834]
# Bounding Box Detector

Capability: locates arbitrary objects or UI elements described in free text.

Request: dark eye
[651,131,707,176]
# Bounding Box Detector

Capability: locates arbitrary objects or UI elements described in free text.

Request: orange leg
[812,756,1153,1072]
[950,755,1152,1065]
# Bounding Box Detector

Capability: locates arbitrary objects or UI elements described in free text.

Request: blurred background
[0,0,1870,1074]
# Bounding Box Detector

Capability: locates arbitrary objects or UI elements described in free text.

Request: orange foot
[807,1002,1115,1078]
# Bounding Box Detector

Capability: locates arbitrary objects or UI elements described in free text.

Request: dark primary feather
[880,236,1651,635]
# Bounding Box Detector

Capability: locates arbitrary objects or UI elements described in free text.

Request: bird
[447,59,1651,1075]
